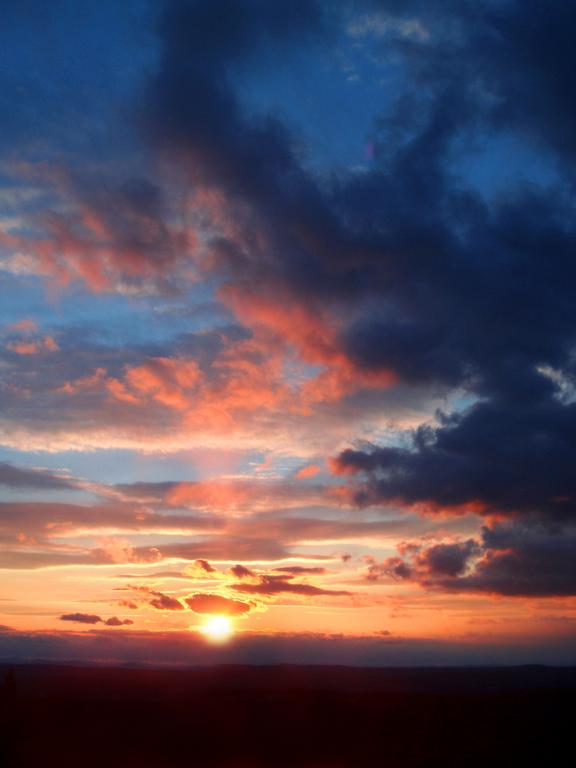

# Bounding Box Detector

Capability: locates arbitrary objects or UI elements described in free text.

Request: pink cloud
[295,464,321,479]
[7,336,59,355]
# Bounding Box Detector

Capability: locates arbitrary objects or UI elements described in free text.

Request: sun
[200,615,234,642]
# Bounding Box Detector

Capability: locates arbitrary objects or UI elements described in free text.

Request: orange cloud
[221,287,397,408]
[131,587,187,611]
[104,617,134,626]
[150,593,185,611]
[295,464,321,479]
[102,339,288,426]
[7,318,38,333]
[184,593,253,615]
[96,537,161,565]
[165,478,328,513]
[122,357,202,410]
[59,367,107,394]
[0,165,196,293]
[7,336,59,355]
[230,564,255,579]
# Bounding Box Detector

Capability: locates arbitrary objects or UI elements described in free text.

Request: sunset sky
[1,0,576,666]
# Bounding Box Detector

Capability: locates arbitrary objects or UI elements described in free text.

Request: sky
[1,0,576,667]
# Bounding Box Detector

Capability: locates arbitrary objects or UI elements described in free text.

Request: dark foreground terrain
[1,664,574,767]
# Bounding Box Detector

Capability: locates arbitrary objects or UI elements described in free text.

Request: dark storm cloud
[149,0,324,177]
[334,398,576,519]
[368,539,479,583]
[375,0,576,163]
[146,0,361,308]
[326,3,576,553]
[373,521,576,596]
[463,523,576,597]
[416,539,479,578]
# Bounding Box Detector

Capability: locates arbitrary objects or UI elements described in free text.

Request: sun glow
[200,615,234,642]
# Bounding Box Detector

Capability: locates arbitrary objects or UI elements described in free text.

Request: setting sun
[201,616,234,643]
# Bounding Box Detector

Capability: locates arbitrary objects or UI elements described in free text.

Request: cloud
[332,398,576,521]
[104,616,134,626]
[59,613,102,624]
[231,574,351,597]
[148,592,185,612]
[147,0,576,533]
[194,559,216,574]
[0,462,78,491]
[184,593,252,616]
[59,613,135,626]
[148,536,290,563]
[1,0,576,605]
[0,171,193,293]
[372,522,576,596]
[160,478,329,512]
[348,13,430,42]
[7,335,59,355]
[223,514,417,545]
[230,564,254,579]
[460,523,576,597]
[294,464,321,480]
[0,482,439,573]
[132,1,576,597]
[0,320,411,453]
[7,318,38,333]
[0,500,218,544]
[368,539,479,583]
[0,530,295,571]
